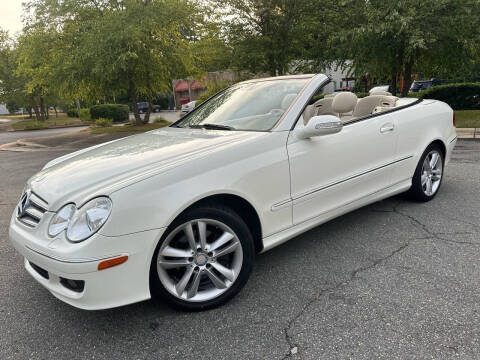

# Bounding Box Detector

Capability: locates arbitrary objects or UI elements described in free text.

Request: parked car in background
[137,102,161,113]
[369,85,391,95]
[181,100,197,113]
[9,74,456,311]
[410,79,438,92]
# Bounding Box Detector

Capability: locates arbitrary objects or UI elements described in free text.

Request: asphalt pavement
[0,139,479,359]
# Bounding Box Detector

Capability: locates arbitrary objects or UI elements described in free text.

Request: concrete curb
[0,139,53,152]
[6,124,90,132]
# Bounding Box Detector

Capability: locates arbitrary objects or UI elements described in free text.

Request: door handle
[380,123,395,133]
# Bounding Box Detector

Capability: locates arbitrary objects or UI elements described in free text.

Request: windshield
[173,78,309,131]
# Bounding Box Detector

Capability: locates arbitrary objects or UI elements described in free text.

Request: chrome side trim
[261,178,412,251]
[25,245,125,264]
[271,199,292,212]
[292,155,414,203]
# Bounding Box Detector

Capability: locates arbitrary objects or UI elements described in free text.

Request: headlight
[48,203,75,237]
[66,197,112,242]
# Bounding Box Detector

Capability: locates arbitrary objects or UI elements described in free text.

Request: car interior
[302,91,401,125]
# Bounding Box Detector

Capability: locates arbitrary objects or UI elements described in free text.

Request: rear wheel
[150,204,254,311]
[406,143,444,202]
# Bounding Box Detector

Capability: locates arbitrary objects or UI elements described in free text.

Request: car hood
[28,127,263,210]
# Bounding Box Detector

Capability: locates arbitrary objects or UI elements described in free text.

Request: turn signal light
[98,255,128,271]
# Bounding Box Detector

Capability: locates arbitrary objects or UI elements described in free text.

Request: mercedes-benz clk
[9,74,457,310]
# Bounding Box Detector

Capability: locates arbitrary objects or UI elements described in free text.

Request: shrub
[415,83,480,110]
[78,108,91,121]
[94,118,113,127]
[90,104,129,122]
[66,108,78,117]
[355,92,369,99]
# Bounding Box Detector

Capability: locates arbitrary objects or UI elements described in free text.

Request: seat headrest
[281,93,297,110]
[332,92,358,114]
[369,91,392,96]
[303,97,335,125]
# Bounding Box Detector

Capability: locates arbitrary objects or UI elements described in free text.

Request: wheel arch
[429,139,446,158]
[168,193,264,254]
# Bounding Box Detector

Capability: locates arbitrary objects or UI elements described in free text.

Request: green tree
[28,0,204,124]
[337,0,480,96]
[15,26,62,120]
[216,0,334,76]
[0,30,31,116]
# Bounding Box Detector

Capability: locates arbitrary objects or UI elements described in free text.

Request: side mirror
[298,115,343,139]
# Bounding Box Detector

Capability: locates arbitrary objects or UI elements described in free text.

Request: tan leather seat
[353,95,398,118]
[303,97,337,125]
[369,91,392,96]
[332,92,358,122]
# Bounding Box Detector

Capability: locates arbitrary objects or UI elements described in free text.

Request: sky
[0,0,24,36]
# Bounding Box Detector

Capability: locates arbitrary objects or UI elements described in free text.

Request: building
[0,103,9,115]
[322,62,355,93]
[172,71,237,109]
[172,80,206,108]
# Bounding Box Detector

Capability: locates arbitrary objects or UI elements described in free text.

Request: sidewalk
[456,128,479,139]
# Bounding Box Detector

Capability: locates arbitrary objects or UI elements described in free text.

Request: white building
[322,62,355,94]
[0,104,9,115]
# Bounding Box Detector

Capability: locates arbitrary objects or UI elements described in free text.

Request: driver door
[287,112,398,224]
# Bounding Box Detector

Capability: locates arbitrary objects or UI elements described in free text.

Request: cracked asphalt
[1,139,479,359]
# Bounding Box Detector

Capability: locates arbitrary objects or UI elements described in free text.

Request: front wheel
[406,143,444,202]
[150,204,254,311]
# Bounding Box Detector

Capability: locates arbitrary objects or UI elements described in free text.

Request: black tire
[405,143,444,202]
[150,204,254,311]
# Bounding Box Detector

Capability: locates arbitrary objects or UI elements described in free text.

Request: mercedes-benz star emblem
[16,190,31,218]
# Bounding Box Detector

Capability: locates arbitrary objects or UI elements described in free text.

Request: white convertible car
[9,74,457,311]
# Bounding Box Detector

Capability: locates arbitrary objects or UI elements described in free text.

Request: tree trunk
[32,106,41,122]
[39,97,46,121]
[129,81,142,125]
[28,96,41,121]
[54,106,58,118]
[401,59,414,97]
[390,72,398,96]
[143,103,152,124]
[27,107,33,118]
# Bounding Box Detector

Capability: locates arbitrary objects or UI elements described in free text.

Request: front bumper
[9,215,165,310]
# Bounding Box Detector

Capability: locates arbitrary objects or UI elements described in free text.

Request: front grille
[17,191,48,228]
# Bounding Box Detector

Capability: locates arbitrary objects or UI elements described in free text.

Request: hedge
[78,108,91,121]
[414,83,480,110]
[66,108,78,117]
[90,104,129,122]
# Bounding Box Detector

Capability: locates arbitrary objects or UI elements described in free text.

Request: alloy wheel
[156,219,243,302]
[421,150,443,196]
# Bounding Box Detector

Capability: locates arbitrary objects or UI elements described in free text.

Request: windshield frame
[170,76,313,132]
